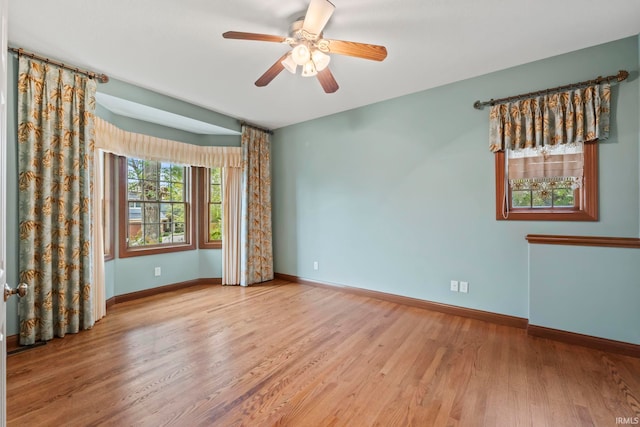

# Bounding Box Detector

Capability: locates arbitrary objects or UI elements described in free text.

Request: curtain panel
[222,167,242,285]
[92,150,106,322]
[17,56,96,345]
[239,126,274,286]
[94,117,241,167]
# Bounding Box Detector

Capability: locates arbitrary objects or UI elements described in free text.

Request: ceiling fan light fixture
[223,0,388,93]
[291,44,311,66]
[301,60,318,77]
[311,49,330,71]
[281,54,297,74]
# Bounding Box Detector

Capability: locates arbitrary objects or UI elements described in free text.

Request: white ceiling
[8,0,640,131]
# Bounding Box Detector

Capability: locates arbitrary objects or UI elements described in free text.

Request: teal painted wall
[114,253,200,294]
[105,260,115,300]
[271,36,640,330]
[101,111,240,148]
[97,77,240,135]
[524,36,640,346]
[4,63,235,336]
[529,244,640,344]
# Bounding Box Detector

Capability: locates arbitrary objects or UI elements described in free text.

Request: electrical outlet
[154,267,161,277]
[450,280,459,292]
[313,261,319,270]
[459,281,469,293]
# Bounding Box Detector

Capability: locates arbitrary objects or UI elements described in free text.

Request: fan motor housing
[289,18,323,41]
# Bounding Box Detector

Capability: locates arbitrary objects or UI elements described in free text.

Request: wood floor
[7,280,640,426]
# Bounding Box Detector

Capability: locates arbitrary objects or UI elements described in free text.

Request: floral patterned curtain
[17,56,96,345]
[239,126,273,286]
[488,83,610,153]
[488,83,610,194]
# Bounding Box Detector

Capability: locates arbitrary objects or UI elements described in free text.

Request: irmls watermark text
[616,417,640,425]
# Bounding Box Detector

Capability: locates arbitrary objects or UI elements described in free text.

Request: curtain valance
[488,82,611,153]
[94,117,242,167]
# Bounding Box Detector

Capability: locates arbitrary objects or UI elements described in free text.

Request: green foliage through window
[512,187,574,208]
[209,168,222,241]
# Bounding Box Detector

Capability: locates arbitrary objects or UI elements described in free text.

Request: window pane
[173,203,184,222]
[143,203,161,224]
[211,184,222,203]
[144,161,159,181]
[171,165,184,183]
[209,204,222,241]
[160,203,172,238]
[172,224,186,243]
[553,188,574,207]
[210,167,221,185]
[159,182,171,201]
[145,223,160,245]
[128,179,142,200]
[129,224,142,246]
[143,180,158,201]
[129,202,141,223]
[127,159,144,180]
[174,222,185,235]
[512,190,531,208]
[160,162,172,182]
[171,183,184,202]
[532,191,552,208]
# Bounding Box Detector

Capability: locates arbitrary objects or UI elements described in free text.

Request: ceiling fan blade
[223,31,286,43]
[302,0,335,37]
[317,68,339,93]
[255,53,289,87]
[323,39,388,61]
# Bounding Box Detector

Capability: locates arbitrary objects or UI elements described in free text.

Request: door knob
[4,283,28,302]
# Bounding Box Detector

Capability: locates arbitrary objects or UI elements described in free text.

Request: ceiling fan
[223,0,387,93]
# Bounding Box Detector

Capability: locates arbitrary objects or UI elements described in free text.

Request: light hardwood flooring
[7,280,640,426]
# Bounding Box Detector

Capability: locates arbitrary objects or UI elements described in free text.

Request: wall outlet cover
[460,281,469,293]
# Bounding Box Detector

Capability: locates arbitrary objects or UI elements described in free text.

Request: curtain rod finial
[618,70,629,82]
[473,100,483,110]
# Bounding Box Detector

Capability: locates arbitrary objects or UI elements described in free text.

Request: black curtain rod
[8,46,109,83]
[240,121,273,135]
[473,69,629,110]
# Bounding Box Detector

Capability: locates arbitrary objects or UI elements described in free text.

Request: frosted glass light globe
[291,44,311,66]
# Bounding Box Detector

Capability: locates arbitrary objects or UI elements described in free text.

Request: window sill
[199,241,222,250]
[496,208,598,221]
[119,242,196,258]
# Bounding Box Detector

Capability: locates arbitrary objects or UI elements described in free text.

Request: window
[101,151,115,260]
[198,167,223,249]
[495,141,598,221]
[119,156,196,257]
